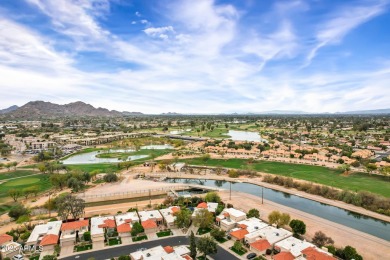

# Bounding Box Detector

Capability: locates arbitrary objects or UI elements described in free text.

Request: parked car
[247,253,257,259]
[12,255,24,260]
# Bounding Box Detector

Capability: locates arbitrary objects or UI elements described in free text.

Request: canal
[166,178,390,241]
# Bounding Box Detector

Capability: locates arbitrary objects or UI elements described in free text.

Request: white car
[12,255,24,260]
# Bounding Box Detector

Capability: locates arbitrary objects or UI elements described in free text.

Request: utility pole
[149,189,151,206]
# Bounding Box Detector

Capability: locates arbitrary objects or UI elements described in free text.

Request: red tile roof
[301,247,336,260]
[61,219,89,231]
[230,229,249,240]
[223,212,230,217]
[197,202,207,208]
[182,254,193,260]
[40,234,59,246]
[117,223,132,233]
[98,219,116,229]
[273,252,295,260]
[171,207,180,213]
[164,246,174,253]
[0,234,13,245]
[250,239,271,252]
[141,219,157,229]
[239,224,247,229]
[125,219,132,223]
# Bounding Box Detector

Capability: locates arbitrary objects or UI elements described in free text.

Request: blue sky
[0,0,389,113]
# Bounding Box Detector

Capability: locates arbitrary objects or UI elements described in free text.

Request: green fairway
[181,158,390,197]
[96,149,174,159]
[3,177,40,186]
[65,163,119,173]
[0,170,38,180]
[0,174,51,201]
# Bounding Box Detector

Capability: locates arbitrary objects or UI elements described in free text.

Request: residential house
[274,237,313,258]
[26,221,62,253]
[229,218,268,242]
[248,226,292,255]
[159,206,180,228]
[138,210,163,234]
[130,245,192,260]
[192,202,219,218]
[60,219,89,246]
[115,212,139,239]
[0,234,21,260]
[216,208,247,231]
[90,216,116,245]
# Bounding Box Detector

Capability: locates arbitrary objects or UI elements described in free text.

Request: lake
[62,149,148,165]
[227,130,267,142]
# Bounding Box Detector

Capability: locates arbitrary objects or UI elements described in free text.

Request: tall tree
[174,208,192,228]
[8,189,21,202]
[197,235,217,259]
[56,194,85,220]
[268,211,290,228]
[204,192,221,203]
[189,231,197,259]
[312,231,334,247]
[193,209,214,229]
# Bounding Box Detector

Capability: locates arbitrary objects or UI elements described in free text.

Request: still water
[166,178,390,241]
[227,130,267,142]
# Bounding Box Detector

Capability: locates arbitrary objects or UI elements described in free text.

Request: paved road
[61,236,239,260]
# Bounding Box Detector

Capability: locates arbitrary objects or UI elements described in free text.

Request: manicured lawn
[0,174,51,201]
[96,149,174,160]
[181,158,390,197]
[156,230,172,237]
[65,163,118,173]
[132,235,148,242]
[74,244,92,252]
[29,255,40,260]
[230,246,247,256]
[108,237,121,246]
[0,170,38,180]
[197,227,211,235]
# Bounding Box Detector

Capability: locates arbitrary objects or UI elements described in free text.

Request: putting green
[3,177,40,187]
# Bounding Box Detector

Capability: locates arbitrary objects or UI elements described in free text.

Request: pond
[61,149,148,165]
[166,178,390,241]
[227,130,267,142]
[141,144,174,149]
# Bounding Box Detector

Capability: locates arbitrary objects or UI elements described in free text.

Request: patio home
[216,207,246,231]
[247,226,292,255]
[90,216,116,245]
[229,218,268,242]
[0,234,21,260]
[192,202,219,218]
[159,206,180,228]
[60,219,89,246]
[26,221,62,253]
[138,210,163,234]
[115,212,140,239]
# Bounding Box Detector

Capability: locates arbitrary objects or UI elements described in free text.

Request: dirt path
[220,190,390,260]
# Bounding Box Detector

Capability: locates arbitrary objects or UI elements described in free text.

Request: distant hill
[122,111,144,116]
[161,112,181,115]
[338,108,390,115]
[6,101,122,119]
[258,110,308,115]
[0,105,19,114]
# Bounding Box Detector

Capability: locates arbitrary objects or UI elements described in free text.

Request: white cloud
[135,11,141,17]
[305,1,388,65]
[143,26,174,37]
[140,19,148,24]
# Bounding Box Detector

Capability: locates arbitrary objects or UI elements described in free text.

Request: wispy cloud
[0,0,388,113]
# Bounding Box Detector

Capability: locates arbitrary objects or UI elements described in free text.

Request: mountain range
[0,101,389,118]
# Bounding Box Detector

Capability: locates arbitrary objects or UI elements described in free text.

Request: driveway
[60,236,239,260]
[60,245,74,257]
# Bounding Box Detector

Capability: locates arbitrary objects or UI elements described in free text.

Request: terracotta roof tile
[301,247,336,260]
[273,252,295,260]
[250,239,271,252]
[0,234,13,245]
[98,219,116,229]
[117,223,131,233]
[141,219,157,229]
[61,219,89,231]
[40,234,58,246]
[230,229,249,240]
[164,246,174,253]
[171,207,180,213]
[197,202,207,208]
